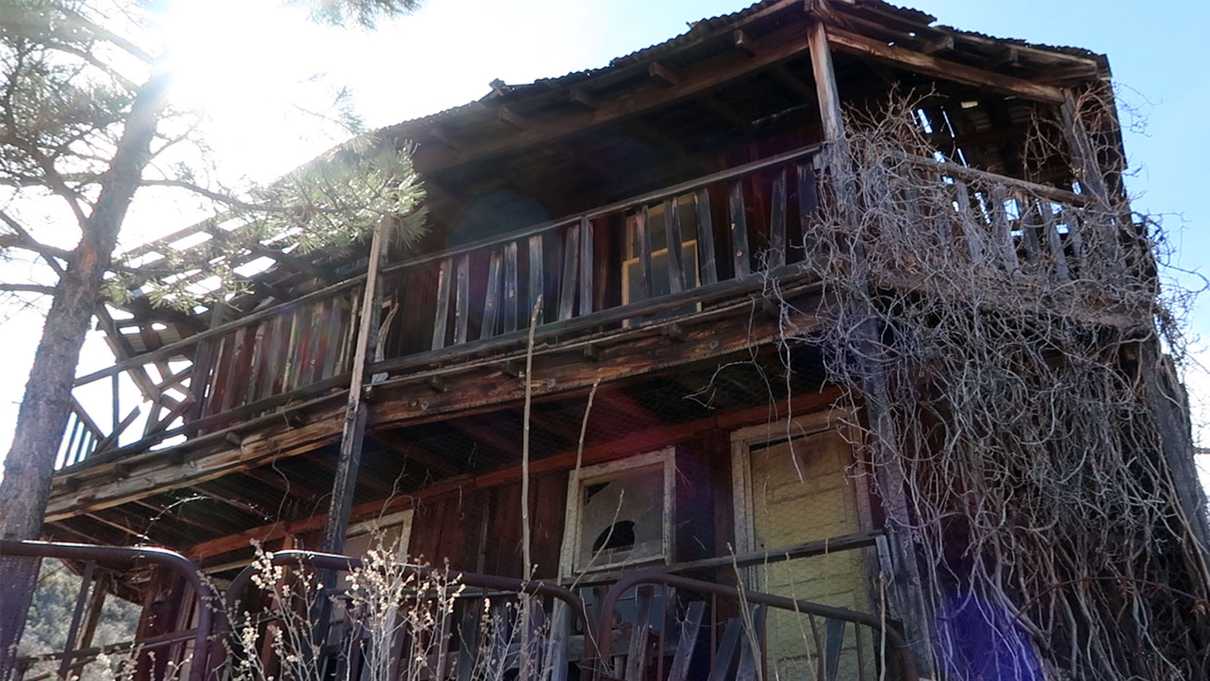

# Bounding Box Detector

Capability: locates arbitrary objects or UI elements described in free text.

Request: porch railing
[223,535,916,681]
[58,144,1120,471]
[0,540,217,681]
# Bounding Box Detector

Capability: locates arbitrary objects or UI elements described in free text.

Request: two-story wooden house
[17,1,1206,680]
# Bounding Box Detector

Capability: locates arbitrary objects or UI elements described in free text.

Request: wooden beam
[320,222,388,555]
[701,96,750,131]
[371,431,462,476]
[810,16,935,672]
[920,35,953,55]
[46,281,826,522]
[185,387,841,561]
[567,86,598,110]
[648,61,682,87]
[408,19,811,174]
[824,26,1064,103]
[497,106,527,130]
[733,29,757,57]
[809,20,844,143]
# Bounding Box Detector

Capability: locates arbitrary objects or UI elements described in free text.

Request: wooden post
[807,15,935,672]
[1060,89,1125,274]
[1142,343,1210,552]
[321,222,389,555]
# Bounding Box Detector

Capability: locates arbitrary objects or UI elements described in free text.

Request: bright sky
[2,0,1208,487]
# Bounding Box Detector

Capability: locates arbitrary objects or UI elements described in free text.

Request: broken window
[567,451,674,574]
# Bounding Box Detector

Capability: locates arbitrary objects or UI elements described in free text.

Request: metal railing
[3,535,916,681]
[0,540,217,681]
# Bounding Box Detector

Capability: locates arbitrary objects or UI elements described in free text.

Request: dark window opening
[592,520,637,554]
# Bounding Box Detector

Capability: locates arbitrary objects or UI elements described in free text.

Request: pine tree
[0,1,424,673]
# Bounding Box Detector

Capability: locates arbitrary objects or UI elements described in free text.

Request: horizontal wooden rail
[904,153,1087,205]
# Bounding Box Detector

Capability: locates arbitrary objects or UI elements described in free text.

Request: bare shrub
[764,89,1210,680]
[224,536,556,681]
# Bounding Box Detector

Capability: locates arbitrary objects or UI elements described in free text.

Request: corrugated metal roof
[374,0,1106,141]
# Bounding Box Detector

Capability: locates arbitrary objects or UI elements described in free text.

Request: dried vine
[769,92,1210,680]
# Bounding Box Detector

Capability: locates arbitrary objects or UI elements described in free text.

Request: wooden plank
[558,224,580,321]
[432,258,453,350]
[68,397,104,441]
[1016,192,1043,265]
[624,589,653,681]
[952,180,986,263]
[664,198,687,293]
[768,167,787,268]
[528,234,544,324]
[320,222,389,558]
[705,617,743,681]
[454,253,471,345]
[222,324,256,413]
[200,335,229,416]
[320,296,346,380]
[300,300,326,389]
[259,315,287,401]
[1038,199,1071,282]
[279,310,302,393]
[728,181,751,278]
[825,26,1064,103]
[694,189,717,285]
[243,320,269,406]
[57,560,95,679]
[481,249,504,340]
[635,209,654,300]
[988,186,1019,271]
[1061,206,1087,274]
[503,241,519,334]
[797,162,819,256]
[809,21,845,142]
[543,602,571,681]
[337,288,360,374]
[64,417,85,468]
[823,617,846,681]
[734,605,765,681]
[666,601,705,681]
[578,217,593,316]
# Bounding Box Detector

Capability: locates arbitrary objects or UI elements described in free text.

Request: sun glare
[155,0,358,180]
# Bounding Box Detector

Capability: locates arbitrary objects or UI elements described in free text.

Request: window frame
[558,448,677,579]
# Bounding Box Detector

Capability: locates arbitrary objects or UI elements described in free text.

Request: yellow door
[747,428,873,681]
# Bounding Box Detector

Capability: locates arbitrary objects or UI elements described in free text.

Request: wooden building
[22,1,1197,680]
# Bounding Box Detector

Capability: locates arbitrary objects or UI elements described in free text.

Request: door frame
[729,409,876,571]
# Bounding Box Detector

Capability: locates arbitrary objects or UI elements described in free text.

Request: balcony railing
[59,144,1121,471]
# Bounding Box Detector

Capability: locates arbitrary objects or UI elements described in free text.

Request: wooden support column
[1059,91,1111,205]
[321,222,389,555]
[1142,343,1210,552]
[807,16,935,672]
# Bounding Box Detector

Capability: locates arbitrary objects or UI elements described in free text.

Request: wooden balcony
[57,143,1113,475]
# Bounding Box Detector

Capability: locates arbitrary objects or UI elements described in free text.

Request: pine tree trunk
[0,74,169,677]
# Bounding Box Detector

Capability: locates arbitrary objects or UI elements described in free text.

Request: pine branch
[0,211,72,272]
[57,8,155,64]
[137,178,291,214]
